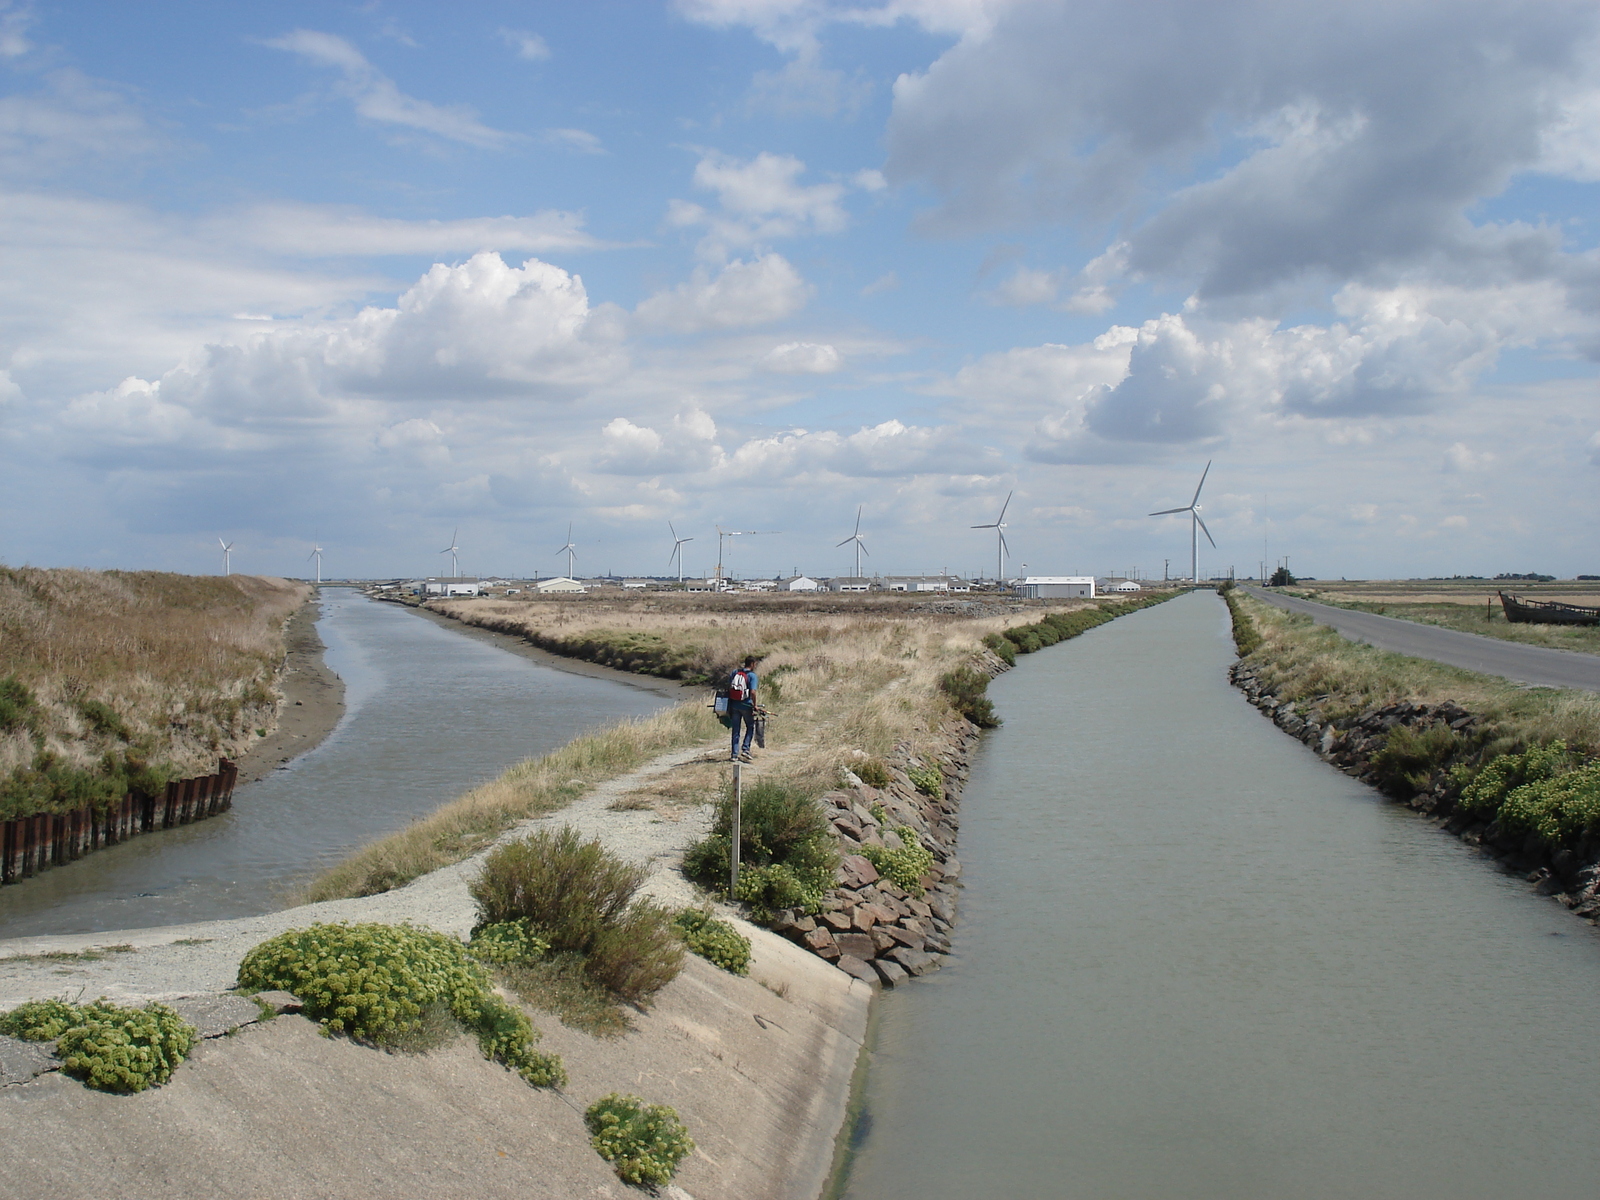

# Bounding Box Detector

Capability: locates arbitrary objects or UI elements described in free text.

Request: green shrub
[78,699,131,741]
[1497,763,1600,848]
[1456,740,1574,817]
[0,997,82,1041]
[471,828,684,1004]
[683,779,839,920]
[584,1093,695,1187]
[674,908,751,975]
[982,632,1016,666]
[55,1000,195,1093]
[1370,723,1466,794]
[0,677,36,733]
[855,758,891,788]
[939,667,1000,728]
[466,919,550,966]
[863,828,936,897]
[237,921,565,1087]
[907,765,943,796]
[1221,588,1262,656]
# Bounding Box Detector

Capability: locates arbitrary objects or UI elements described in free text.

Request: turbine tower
[971,492,1012,583]
[836,505,869,578]
[308,543,324,584]
[218,537,234,577]
[556,523,577,579]
[440,528,461,578]
[667,521,694,584]
[1148,461,1216,584]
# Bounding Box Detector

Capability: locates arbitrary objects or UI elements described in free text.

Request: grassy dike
[0,569,309,821]
[1222,585,1600,912]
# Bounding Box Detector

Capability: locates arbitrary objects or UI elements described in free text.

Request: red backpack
[728,668,751,703]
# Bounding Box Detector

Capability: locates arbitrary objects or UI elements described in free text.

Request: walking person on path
[728,655,759,762]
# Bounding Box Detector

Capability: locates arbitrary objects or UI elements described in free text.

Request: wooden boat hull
[1498,591,1600,627]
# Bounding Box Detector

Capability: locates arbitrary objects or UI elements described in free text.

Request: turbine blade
[836,536,854,547]
[1148,506,1189,516]
[971,522,995,530]
[1190,460,1211,508]
[1196,512,1217,549]
[860,541,869,557]
[998,529,1010,555]
[854,505,863,536]
[997,490,1013,523]
[669,520,678,540]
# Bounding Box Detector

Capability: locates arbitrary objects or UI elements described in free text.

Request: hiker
[727,655,759,762]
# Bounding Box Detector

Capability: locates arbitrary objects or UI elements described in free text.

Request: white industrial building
[781,576,821,591]
[1016,576,1097,599]
[827,576,873,592]
[420,577,483,597]
[534,576,586,594]
[881,575,954,592]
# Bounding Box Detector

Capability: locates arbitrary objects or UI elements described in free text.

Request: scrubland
[0,568,308,819]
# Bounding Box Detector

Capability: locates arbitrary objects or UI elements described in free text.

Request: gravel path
[1248,586,1600,692]
[0,742,727,1009]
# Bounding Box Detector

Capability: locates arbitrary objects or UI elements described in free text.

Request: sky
[1,0,1598,583]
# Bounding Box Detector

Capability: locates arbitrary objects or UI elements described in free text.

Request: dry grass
[309,592,1123,900]
[1236,591,1600,756]
[0,568,308,800]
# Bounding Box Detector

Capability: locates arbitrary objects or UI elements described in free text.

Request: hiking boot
[739,752,753,763]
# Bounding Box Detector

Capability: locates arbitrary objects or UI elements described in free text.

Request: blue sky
[2,0,1598,582]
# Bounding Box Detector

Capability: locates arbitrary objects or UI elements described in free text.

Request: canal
[0,591,671,938]
[840,590,1600,1198]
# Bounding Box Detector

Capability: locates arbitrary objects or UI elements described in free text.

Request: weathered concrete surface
[0,1035,56,1087]
[0,936,867,1200]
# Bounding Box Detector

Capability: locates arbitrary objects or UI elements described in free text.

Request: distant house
[827,576,873,592]
[882,575,952,593]
[1016,576,1096,599]
[685,579,718,592]
[535,576,586,594]
[781,576,820,591]
[622,579,650,589]
[422,577,482,597]
[1111,579,1143,592]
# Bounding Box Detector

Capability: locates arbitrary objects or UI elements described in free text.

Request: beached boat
[1498,592,1600,626]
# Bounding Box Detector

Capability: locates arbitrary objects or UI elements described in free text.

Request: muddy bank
[235,595,346,785]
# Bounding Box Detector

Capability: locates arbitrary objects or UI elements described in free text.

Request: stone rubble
[1229,660,1600,924]
[767,717,979,989]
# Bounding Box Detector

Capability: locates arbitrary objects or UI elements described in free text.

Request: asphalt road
[1245,587,1600,693]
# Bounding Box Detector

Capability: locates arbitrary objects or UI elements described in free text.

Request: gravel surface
[0,743,724,1009]
[1248,586,1600,692]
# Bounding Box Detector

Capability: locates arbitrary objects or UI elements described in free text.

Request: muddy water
[0,591,671,938]
[840,590,1600,1199]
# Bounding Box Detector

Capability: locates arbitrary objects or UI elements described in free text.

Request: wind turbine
[218,537,234,576]
[715,525,779,587]
[836,506,869,578]
[667,522,694,584]
[308,542,324,585]
[555,523,577,579]
[1149,461,1216,584]
[971,492,1012,583]
[440,527,460,578]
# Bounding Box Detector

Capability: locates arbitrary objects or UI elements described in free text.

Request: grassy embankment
[0,568,308,821]
[304,590,1179,902]
[1285,580,1600,657]
[1223,585,1600,864]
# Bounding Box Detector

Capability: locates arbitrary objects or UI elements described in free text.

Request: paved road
[1245,587,1600,693]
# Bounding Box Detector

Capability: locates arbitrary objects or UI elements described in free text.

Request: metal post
[730,761,742,895]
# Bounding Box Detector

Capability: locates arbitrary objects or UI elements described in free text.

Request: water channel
[0,591,671,939]
[841,590,1600,1199]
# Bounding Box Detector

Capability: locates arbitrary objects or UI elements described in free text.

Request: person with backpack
[727,655,759,762]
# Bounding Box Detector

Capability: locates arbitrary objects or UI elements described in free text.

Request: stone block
[821,911,853,932]
[834,932,877,961]
[0,1035,59,1087]
[850,907,878,932]
[883,925,925,950]
[839,854,880,887]
[888,947,939,977]
[872,930,898,954]
[170,994,265,1038]
[835,956,879,986]
[802,927,837,955]
[873,959,909,988]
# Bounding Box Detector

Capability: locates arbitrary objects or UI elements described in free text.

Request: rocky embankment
[1229,661,1600,922]
[769,720,977,989]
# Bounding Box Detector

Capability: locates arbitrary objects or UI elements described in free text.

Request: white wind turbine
[556,523,578,579]
[971,492,1012,583]
[836,506,869,578]
[218,537,234,576]
[667,521,694,584]
[440,528,461,578]
[1149,461,1216,584]
[308,542,324,584]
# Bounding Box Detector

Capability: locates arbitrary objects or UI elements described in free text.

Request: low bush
[1456,740,1574,817]
[683,778,839,921]
[1498,762,1600,848]
[982,631,1017,666]
[855,758,891,788]
[0,676,36,733]
[863,828,936,897]
[471,828,684,1004]
[237,921,565,1087]
[1221,586,1263,656]
[939,667,999,728]
[1370,723,1467,794]
[465,919,550,966]
[78,699,131,741]
[674,908,751,975]
[907,764,943,796]
[584,1093,696,1187]
[0,997,197,1093]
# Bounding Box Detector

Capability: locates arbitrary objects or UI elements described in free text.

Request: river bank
[234,593,346,785]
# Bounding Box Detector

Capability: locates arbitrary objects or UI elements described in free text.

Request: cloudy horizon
[2,0,1597,583]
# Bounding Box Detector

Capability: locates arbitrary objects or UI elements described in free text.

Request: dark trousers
[730,707,756,757]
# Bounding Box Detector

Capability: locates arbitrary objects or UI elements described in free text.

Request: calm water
[0,591,670,938]
[841,591,1600,1199]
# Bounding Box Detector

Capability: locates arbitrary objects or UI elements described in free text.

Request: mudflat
[236,596,346,785]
